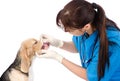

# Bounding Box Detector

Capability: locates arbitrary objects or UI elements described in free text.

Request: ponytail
[92,3,109,81]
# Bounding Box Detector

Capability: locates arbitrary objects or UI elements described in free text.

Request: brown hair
[56,0,119,80]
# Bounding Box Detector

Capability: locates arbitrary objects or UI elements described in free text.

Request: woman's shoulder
[106,26,120,46]
[106,26,120,37]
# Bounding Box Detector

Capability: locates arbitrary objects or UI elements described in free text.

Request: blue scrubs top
[72,26,120,81]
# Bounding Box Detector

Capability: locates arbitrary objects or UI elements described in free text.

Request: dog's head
[19,38,43,73]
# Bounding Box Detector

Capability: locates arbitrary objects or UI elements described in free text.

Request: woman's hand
[41,34,64,48]
[37,50,63,63]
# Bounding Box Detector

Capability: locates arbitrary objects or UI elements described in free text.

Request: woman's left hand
[37,50,63,63]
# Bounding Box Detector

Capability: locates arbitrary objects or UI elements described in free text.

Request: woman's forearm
[60,41,87,80]
[62,58,87,80]
[60,41,78,53]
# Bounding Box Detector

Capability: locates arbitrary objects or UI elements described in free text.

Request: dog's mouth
[41,42,50,49]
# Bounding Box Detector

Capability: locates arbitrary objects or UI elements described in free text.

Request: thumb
[41,34,49,39]
[36,50,47,56]
[36,53,49,58]
[36,50,50,58]
[40,34,51,43]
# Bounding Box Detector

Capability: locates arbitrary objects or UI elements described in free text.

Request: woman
[39,0,120,81]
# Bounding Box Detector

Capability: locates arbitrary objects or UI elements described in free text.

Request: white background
[0,0,120,81]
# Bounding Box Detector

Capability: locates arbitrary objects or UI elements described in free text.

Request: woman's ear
[82,23,94,35]
[83,23,91,31]
[20,45,30,73]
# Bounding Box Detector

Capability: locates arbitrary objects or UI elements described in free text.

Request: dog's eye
[34,41,38,44]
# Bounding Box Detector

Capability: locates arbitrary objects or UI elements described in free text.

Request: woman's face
[59,20,87,36]
[65,27,86,36]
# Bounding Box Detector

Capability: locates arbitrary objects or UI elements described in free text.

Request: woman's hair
[56,0,119,80]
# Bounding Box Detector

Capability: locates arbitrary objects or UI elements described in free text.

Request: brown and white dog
[0,38,43,81]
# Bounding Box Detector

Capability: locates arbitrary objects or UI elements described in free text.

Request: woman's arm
[38,51,87,80]
[60,41,78,53]
[62,58,87,80]
[41,34,77,53]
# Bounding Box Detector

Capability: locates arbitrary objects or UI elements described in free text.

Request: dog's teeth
[41,42,50,49]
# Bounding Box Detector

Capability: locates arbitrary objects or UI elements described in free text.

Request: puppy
[0,38,43,81]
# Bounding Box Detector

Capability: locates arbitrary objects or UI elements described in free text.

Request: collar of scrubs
[81,31,99,68]
[72,30,99,68]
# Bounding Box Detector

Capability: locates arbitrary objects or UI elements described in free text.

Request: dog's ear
[20,38,41,73]
[20,45,31,73]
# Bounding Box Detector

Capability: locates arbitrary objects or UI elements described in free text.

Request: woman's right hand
[41,34,64,48]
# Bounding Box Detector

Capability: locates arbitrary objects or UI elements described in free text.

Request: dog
[0,38,43,81]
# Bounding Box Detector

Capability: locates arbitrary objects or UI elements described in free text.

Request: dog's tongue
[41,42,50,49]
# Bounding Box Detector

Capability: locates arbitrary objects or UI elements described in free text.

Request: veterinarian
[39,0,120,81]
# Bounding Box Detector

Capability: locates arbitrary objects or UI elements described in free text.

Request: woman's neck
[87,25,96,35]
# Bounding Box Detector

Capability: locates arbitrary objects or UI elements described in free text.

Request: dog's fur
[0,38,43,81]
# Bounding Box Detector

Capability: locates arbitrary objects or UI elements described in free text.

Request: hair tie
[92,3,98,12]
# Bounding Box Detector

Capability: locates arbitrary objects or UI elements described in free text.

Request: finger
[41,34,48,39]
[41,34,50,42]
[36,53,49,58]
[39,36,43,44]
[36,53,45,57]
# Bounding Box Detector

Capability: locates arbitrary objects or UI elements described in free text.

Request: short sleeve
[72,36,82,52]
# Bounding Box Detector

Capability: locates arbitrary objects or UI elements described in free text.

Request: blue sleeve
[72,36,82,52]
